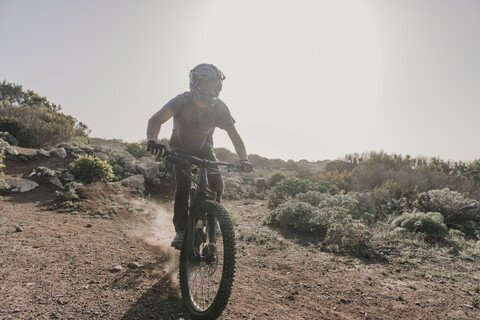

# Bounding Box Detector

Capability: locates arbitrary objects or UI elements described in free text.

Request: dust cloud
[128,198,177,260]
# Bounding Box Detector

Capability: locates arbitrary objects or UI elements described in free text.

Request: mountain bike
[166,151,237,319]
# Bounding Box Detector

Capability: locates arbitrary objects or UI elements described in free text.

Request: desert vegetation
[1,81,479,259]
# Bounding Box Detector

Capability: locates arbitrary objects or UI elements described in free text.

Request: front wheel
[179,200,236,319]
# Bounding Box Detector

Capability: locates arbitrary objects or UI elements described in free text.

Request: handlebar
[166,151,239,170]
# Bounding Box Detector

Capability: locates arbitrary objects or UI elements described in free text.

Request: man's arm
[147,106,174,141]
[226,125,248,160]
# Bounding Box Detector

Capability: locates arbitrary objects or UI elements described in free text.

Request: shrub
[294,191,328,206]
[55,182,84,202]
[267,171,287,188]
[69,155,114,184]
[223,176,247,200]
[0,81,88,147]
[0,106,76,147]
[267,200,318,233]
[414,189,477,217]
[268,177,311,208]
[107,150,135,167]
[0,117,33,146]
[413,189,480,238]
[0,131,18,146]
[324,217,372,253]
[392,211,448,238]
[312,180,339,195]
[125,142,150,159]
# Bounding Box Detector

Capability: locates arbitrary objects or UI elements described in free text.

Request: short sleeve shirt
[165,92,235,152]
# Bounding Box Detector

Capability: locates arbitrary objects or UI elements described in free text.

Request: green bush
[0,131,18,146]
[69,155,114,184]
[414,189,476,217]
[107,150,135,167]
[0,117,33,146]
[268,177,311,208]
[413,189,480,238]
[312,180,339,195]
[0,106,76,147]
[223,176,247,200]
[0,81,88,147]
[267,171,287,188]
[266,199,372,253]
[294,191,328,206]
[392,211,448,238]
[55,182,84,202]
[125,142,150,159]
[324,217,372,253]
[267,200,318,233]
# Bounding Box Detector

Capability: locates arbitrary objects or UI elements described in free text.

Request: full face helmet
[189,63,226,107]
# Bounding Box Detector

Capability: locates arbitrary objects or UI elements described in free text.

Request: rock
[16,227,23,232]
[92,152,109,161]
[36,166,56,177]
[37,149,50,157]
[57,142,74,150]
[6,147,18,156]
[49,176,64,189]
[5,179,39,192]
[110,265,123,273]
[52,147,67,158]
[71,149,86,158]
[120,175,145,192]
[59,171,75,182]
[136,160,160,181]
[128,262,144,269]
[85,224,92,228]
[124,160,137,173]
[113,164,125,174]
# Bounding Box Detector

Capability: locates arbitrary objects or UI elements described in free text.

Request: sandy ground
[1,152,479,319]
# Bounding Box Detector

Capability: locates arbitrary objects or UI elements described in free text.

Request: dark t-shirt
[165,92,235,152]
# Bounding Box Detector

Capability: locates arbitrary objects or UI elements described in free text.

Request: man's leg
[172,161,191,248]
[202,149,224,202]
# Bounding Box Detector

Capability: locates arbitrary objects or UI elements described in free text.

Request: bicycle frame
[167,151,235,262]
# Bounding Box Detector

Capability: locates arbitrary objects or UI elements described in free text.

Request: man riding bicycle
[146,63,253,249]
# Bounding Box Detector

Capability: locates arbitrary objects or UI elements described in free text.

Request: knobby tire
[179,200,236,319]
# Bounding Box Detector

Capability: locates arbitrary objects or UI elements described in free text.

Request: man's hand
[239,159,253,173]
[147,140,167,157]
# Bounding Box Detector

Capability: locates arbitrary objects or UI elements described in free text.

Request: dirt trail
[1,179,479,319]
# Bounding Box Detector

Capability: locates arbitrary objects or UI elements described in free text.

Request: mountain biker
[146,63,253,249]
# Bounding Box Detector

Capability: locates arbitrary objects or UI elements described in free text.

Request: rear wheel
[179,200,236,319]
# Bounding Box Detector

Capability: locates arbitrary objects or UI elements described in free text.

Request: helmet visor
[196,79,222,97]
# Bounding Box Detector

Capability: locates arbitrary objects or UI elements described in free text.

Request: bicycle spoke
[186,214,224,311]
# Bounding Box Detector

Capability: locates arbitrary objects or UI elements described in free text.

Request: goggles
[195,79,222,97]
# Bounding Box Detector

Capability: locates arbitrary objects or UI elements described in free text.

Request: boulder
[113,164,125,175]
[71,149,86,158]
[52,147,67,159]
[37,149,50,157]
[120,175,145,192]
[57,142,74,150]
[124,160,137,173]
[6,147,18,156]
[59,171,75,182]
[5,179,39,192]
[92,152,109,161]
[136,160,159,181]
[49,176,64,189]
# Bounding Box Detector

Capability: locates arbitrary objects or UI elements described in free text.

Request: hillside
[1,147,479,319]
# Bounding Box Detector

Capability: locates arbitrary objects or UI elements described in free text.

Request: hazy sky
[1,0,479,161]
